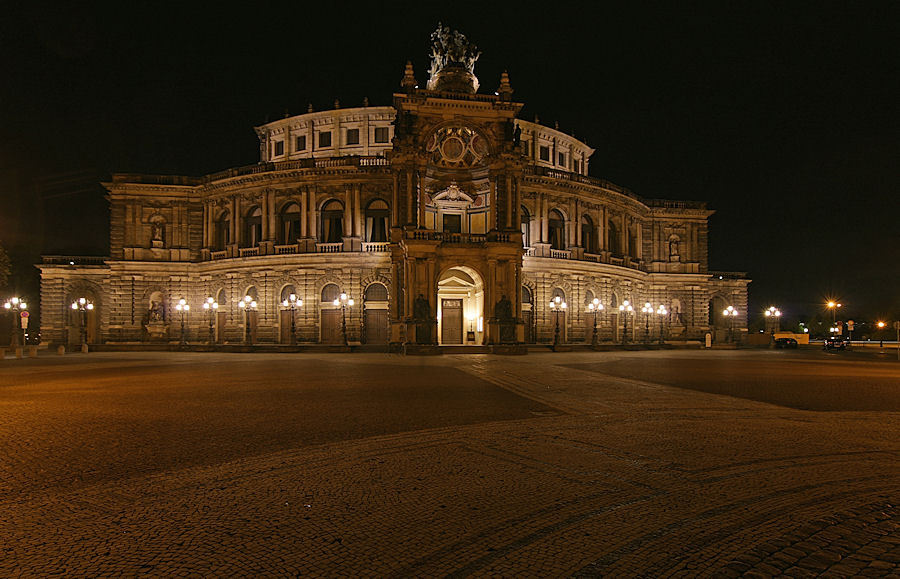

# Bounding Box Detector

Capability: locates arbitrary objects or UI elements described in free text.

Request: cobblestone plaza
[2,349,898,576]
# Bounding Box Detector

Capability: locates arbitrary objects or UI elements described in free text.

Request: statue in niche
[413,294,431,321]
[150,221,165,248]
[148,300,164,322]
[668,237,680,262]
[495,295,512,321]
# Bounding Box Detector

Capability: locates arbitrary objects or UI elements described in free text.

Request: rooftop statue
[427,24,482,93]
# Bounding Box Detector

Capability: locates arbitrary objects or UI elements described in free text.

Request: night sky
[1,3,897,328]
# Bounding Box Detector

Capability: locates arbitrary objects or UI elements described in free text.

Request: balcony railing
[275,244,299,255]
[316,242,343,253]
[550,249,571,259]
[362,242,390,252]
[210,250,228,260]
[238,247,259,257]
[524,246,536,257]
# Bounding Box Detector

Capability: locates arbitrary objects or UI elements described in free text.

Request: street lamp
[3,296,27,347]
[656,304,668,344]
[202,297,219,344]
[723,305,739,343]
[587,298,603,346]
[764,306,782,340]
[618,300,633,344]
[333,291,354,346]
[826,300,842,323]
[237,295,257,344]
[282,293,302,345]
[70,297,94,351]
[876,320,886,347]
[641,302,653,344]
[175,298,190,345]
[549,295,567,348]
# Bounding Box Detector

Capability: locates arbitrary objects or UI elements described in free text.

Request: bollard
[57,345,66,355]
[81,343,89,354]
[26,346,37,357]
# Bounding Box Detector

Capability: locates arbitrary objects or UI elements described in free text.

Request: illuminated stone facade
[39,27,748,348]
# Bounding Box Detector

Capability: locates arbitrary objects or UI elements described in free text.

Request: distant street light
[175,298,190,345]
[723,305,739,343]
[587,298,603,347]
[641,302,653,344]
[333,291,354,346]
[876,320,886,347]
[764,306,782,339]
[656,304,668,344]
[238,295,257,344]
[3,296,27,347]
[618,300,633,344]
[282,293,302,345]
[826,300,842,323]
[70,297,94,351]
[549,296,567,348]
[202,297,219,344]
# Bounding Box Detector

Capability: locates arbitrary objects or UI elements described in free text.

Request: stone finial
[307,103,314,113]
[555,121,559,131]
[497,70,513,100]
[284,108,290,118]
[534,114,540,124]
[363,96,369,107]
[334,99,340,109]
[400,60,418,91]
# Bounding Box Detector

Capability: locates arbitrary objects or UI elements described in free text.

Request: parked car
[824,336,849,350]
[774,337,798,349]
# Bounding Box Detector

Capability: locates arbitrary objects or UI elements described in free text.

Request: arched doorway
[320,283,342,344]
[363,283,389,344]
[437,266,484,345]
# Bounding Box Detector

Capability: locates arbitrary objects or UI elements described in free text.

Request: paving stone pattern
[0,349,898,576]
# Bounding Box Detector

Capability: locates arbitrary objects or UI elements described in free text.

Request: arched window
[609,292,619,309]
[364,283,388,302]
[321,283,340,303]
[280,284,297,303]
[549,209,565,250]
[521,285,532,304]
[520,206,531,247]
[584,290,595,306]
[551,288,565,302]
[214,211,230,250]
[215,288,228,307]
[321,200,344,243]
[244,207,262,247]
[279,203,302,244]
[581,215,596,254]
[607,219,621,256]
[243,286,259,302]
[364,199,390,242]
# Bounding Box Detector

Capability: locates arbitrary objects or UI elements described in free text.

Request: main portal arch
[437,265,484,345]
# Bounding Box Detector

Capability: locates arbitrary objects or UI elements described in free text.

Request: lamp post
[549,295,567,348]
[764,306,782,341]
[876,320,885,347]
[175,298,190,345]
[202,297,219,344]
[70,297,93,351]
[641,302,653,344]
[618,300,633,344]
[3,296,27,347]
[237,295,257,344]
[826,300,842,323]
[723,305,739,343]
[282,293,302,345]
[656,304,668,344]
[587,298,603,347]
[333,291,354,346]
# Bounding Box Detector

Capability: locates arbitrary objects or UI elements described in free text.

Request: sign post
[894,321,900,361]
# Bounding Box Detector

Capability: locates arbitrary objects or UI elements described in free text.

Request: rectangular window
[295,135,306,151]
[319,131,332,148]
[374,126,389,143]
[539,145,550,162]
[558,153,566,167]
[345,128,360,145]
[273,140,284,156]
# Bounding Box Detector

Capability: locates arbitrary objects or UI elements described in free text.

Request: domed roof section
[426,24,481,94]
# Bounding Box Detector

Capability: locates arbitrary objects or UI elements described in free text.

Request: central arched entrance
[437,266,484,345]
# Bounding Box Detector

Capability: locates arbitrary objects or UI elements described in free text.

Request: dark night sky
[1,2,897,325]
